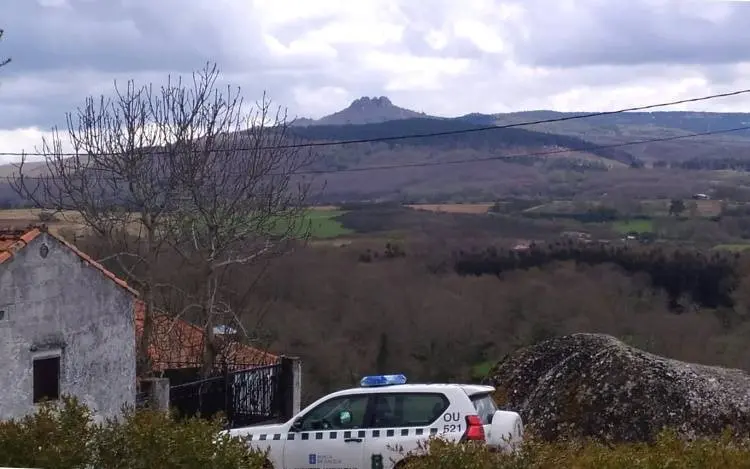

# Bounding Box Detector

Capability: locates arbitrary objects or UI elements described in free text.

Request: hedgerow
[0,396,267,469]
[402,430,750,469]
[6,397,750,469]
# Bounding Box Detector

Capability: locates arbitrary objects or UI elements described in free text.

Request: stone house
[0,225,282,422]
[0,226,137,420]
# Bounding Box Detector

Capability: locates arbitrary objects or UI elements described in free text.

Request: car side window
[471,393,498,425]
[296,394,370,431]
[371,393,449,428]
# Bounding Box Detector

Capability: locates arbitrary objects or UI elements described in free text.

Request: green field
[713,244,750,252]
[0,207,354,240]
[305,210,353,239]
[613,219,654,234]
[523,200,581,214]
[273,208,353,239]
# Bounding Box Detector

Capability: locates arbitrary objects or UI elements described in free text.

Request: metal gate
[169,363,284,428]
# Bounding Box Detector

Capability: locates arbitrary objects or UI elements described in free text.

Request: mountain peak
[349,96,393,109]
[294,96,429,126]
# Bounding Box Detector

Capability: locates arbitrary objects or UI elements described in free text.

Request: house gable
[1,225,278,375]
[0,226,137,420]
[0,226,138,296]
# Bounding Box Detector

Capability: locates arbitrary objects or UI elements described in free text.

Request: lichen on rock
[486,333,750,442]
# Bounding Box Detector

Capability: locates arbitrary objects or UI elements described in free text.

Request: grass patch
[639,199,669,216]
[613,219,654,234]
[523,200,580,214]
[0,207,353,241]
[305,210,353,239]
[272,209,354,239]
[641,198,723,217]
[713,244,750,252]
[406,203,493,214]
[405,430,750,469]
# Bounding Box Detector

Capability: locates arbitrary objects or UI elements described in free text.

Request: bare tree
[12,63,314,376]
[0,29,10,69]
[159,76,314,374]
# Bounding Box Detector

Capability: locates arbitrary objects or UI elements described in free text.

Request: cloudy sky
[2,0,750,158]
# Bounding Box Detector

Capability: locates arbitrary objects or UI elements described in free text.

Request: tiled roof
[1,225,278,372]
[0,227,44,264]
[134,300,278,372]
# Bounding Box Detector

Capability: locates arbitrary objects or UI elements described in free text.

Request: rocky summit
[486,333,750,442]
[293,96,428,126]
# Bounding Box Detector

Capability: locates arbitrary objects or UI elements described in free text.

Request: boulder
[486,333,750,442]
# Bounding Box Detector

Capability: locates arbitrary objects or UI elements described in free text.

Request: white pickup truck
[227,374,523,469]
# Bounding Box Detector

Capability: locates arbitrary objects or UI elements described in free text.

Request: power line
[290,124,750,175]
[12,124,750,179]
[1,87,750,158]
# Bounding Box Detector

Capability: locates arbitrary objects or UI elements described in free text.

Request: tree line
[654,157,750,171]
[454,242,740,311]
[290,116,638,167]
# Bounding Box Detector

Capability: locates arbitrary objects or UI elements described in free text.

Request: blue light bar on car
[360,374,407,387]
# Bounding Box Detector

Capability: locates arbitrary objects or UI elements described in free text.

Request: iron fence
[169,363,284,428]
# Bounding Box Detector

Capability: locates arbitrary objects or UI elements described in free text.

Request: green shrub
[0,396,267,469]
[9,399,750,469]
[401,430,750,469]
[0,396,94,469]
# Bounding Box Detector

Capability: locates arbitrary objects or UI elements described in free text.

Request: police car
[226,374,524,469]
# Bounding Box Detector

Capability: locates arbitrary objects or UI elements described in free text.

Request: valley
[9,4,750,466]
[6,98,750,208]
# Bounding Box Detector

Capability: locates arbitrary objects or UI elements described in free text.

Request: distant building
[0,226,137,421]
[561,231,591,240]
[511,240,534,252]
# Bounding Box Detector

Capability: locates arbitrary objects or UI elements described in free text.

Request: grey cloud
[0,70,150,128]
[266,15,343,46]
[4,0,750,134]
[1,0,268,76]
[392,0,496,60]
[399,27,488,61]
[0,0,292,128]
[699,63,745,86]
[513,0,750,68]
[0,67,308,129]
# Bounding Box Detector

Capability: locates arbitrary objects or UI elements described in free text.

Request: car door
[283,393,372,469]
[364,392,450,469]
